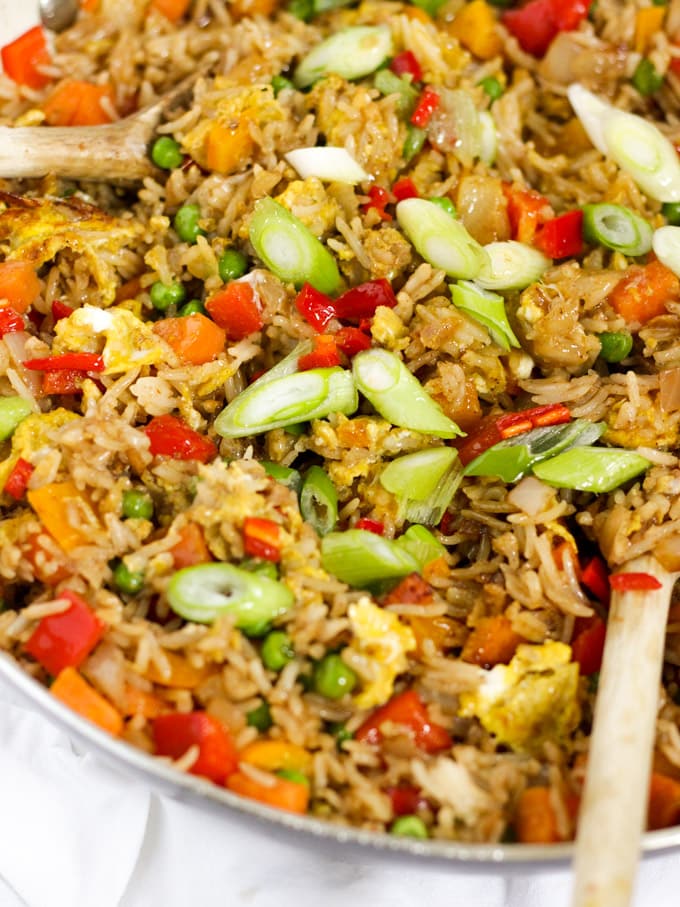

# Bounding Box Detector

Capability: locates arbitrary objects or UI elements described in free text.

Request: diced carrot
[153,313,226,365]
[382,573,433,606]
[608,260,680,326]
[226,770,309,814]
[1,26,52,90]
[239,740,313,775]
[27,481,93,553]
[115,276,142,303]
[144,650,210,689]
[205,282,263,341]
[647,772,680,830]
[123,683,164,719]
[0,261,41,313]
[449,0,503,60]
[205,119,254,175]
[43,81,115,127]
[634,6,665,55]
[51,667,123,736]
[515,787,562,843]
[149,0,191,21]
[229,0,278,19]
[461,615,524,668]
[170,523,213,568]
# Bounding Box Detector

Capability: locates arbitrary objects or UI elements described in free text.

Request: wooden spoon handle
[571,555,675,907]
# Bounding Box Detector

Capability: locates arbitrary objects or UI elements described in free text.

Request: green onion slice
[380,446,462,525]
[166,563,294,633]
[652,225,680,278]
[321,529,419,587]
[215,366,358,438]
[532,446,651,492]
[248,198,340,294]
[476,241,551,291]
[0,396,32,441]
[395,524,447,570]
[582,203,653,256]
[449,281,520,351]
[373,69,418,116]
[299,465,338,536]
[352,348,463,438]
[262,461,302,492]
[464,420,606,483]
[396,198,489,279]
[293,26,393,89]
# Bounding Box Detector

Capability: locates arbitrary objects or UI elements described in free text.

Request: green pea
[121,489,154,521]
[246,701,273,731]
[276,768,310,787]
[312,653,357,699]
[427,196,457,218]
[113,561,145,595]
[174,204,206,244]
[218,248,248,283]
[662,202,680,226]
[261,630,295,671]
[0,396,32,441]
[272,75,295,96]
[390,815,429,839]
[179,299,206,316]
[478,76,504,102]
[597,331,633,363]
[150,280,186,312]
[151,136,184,170]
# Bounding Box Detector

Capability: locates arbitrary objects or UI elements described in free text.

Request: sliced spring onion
[373,69,418,116]
[284,147,369,185]
[352,348,463,439]
[396,198,488,279]
[0,396,32,441]
[321,529,419,587]
[403,125,427,162]
[380,446,462,525]
[215,367,358,438]
[568,84,680,202]
[166,563,294,633]
[652,225,680,278]
[532,446,651,492]
[478,110,497,166]
[395,524,447,570]
[464,420,606,483]
[262,461,302,492]
[582,203,653,256]
[248,198,340,294]
[476,241,551,291]
[449,281,519,351]
[293,26,393,89]
[299,465,338,535]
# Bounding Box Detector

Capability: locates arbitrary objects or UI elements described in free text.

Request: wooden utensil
[571,554,677,907]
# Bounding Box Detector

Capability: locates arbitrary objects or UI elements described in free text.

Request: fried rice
[0,0,680,845]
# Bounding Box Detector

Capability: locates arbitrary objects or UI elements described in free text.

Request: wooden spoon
[571,554,677,907]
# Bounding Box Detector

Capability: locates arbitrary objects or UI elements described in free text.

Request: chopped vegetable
[0,396,32,441]
[25,590,103,676]
[609,572,663,592]
[0,307,24,337]
[173,203,206,243]
[151,136,184,170]
[632,58,664,96]
[145,650,209,688]
[0,261,41,313]
[390,815,429,838]
[450,280,520,350]
[262,461,302,492]
[43,81,114,127]
[461,615,524,668]
[300,465,338,535]
[27,481,92,553]
[4,457,34,500]
[333,278,397,320]
[150,0,192,20]
[121,489,154,521]
[651,225,680,282]
[502,0,590,58]
[51,667,123,737]
[112,560,145,595]
[571,617,606,675]
[243,516,282,562]
[248,198,340,294]
[403,125,427,161]
[153,712,239,783]
[450,0,503,60]
[634,6,666,55]
[144,414,217,462]
[153,313,226,364]
[170,523,212,568]
[597,330,633,363]
[355,690,452,753]
[293,26,393,88]
[396,198,488,279]
[395,525,447,571]
[226,770,309,813]
[165,562,294,632]
[24,352,104,372]
[389,50,422,82]
[240,739,312,775]
[321,529,419,586]
[532,446,651,492]
[297,335,341,370]
[380,447,462,525]
[534,210,584,259]
[312,652,358,699]
[1,26,51,89]
[295,283,336,331]
[647,773,680,830]
[218,249,248,283]
[479,76,504,101]
[476,240,551,291]
[205,120,254,175]
[580,555,610,604]
[410,87,440,128]
[149,280,186,311]
[335,326,371,357]
[246,701,273,731]
[582,204,652,256]
[607,259,680,325]
[504,185,553,245]
[515,787,561,843]
[205,281,263,340]
[261,630,295,671]
[284,147,369,184]
[374,68,419,115]
[455,403,572,467]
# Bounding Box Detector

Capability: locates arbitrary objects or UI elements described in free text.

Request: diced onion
[507,476,554,516]
[396,198,488,279]
[478,111,497,167]
[659,366,680,413]
[476,241,551,291]
[293,26,393,89]
[652,225,680,277]
[284,147,369,185]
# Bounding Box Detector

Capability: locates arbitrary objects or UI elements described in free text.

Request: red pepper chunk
[363,185,393,222]
[455,404,571,465]
[297,335,341,370]
[243,516,282,562]
[355,690,452,754]
[295,283,336,332]
[571,617,606,675]
[1,26,52,89]
[334,326,371,358]
[145,414,217,463]
[580,555,610,604]
[42,369,86,395]
[205,281,263,341]
[502,0,589,57]
[25,590,104,676]
[389,50,422,83]
[354,518,384,535]
[24,352,105,372]
[410,87,440,128]
[153,712,239,784]
[4,457,34,500]
[392,178,419,201]
[0,306,25,337]
[535,210,584,260]
[503,185,553,245]
[387,784,428,817]
[610,572,663,592]
[52,300,75,322]
[333,278,398,321]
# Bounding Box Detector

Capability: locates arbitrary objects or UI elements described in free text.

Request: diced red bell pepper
[153,712,239,784]
[297,335,342,370]
[410,87,440,128]
[389,50,422,83]
[205,281,263,341]
[25,590,104,676]
[354,518,385,535]
[609,572,663,592]
[571,617,606,675]
[387,784,428,817]
[243,516,282,562]
[1,26,52,89]
[333,278,398,321]
[382,573,433,606]
[535,210,584,260]
[51,300,75,322]
[0,306,25,337]
[334,326,371,358]
[503,185,553,245]
[580,555,610,604]
[42,369,86,395]
[144,414,217,463]
[4,457,34,500]
[295,283,336,332]
[363,185,393,222]
[455,404,572,466]
[24,352,105,372]
[502,0,590,58]
[392,178,419,201]
[355,690,452,754]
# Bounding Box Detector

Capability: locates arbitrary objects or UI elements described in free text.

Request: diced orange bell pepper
[149,0,191,21]
[449,0,503,60]
[647,773,680,830]
[27,481,94,553]
[461,615,524,668]
[608,260,680,327]
[634,6,665,55]
[43,80,115,127]
[515,786,562,843]
[226,770,309,813]
[145,650,209,689]
[205,119,254,175]
[123,684,164,719]
[153,313,226,365]
[170,523,213,568]
[51,667,123,736]
[239,740,313,775]
[0,261,41,314]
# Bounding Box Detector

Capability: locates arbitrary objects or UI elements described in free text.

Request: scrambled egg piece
[55,305,166,374]
[345,597,416,709]
[604,400,680,450]
[0,409,79,487]
[459,641,580,755]
[274,178,340,237]
[0,194,142,305]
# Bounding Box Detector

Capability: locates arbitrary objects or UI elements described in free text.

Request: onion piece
[284,147,369,185]
[652,225,680,277]
[2,331,43,400]
[659,366,680,412]
[507,476,553,516]
[478,111,497,166]
[476,241,551,291]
